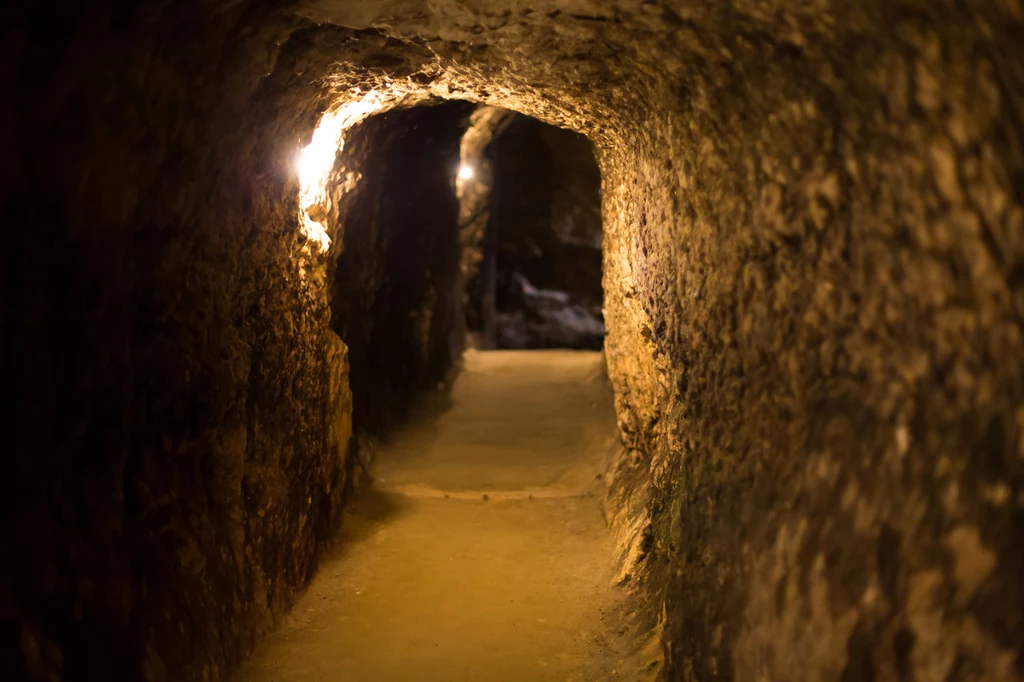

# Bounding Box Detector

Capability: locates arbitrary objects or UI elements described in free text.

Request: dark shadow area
[330,101,474,439]
[462,113,604,350]
[325,489,413,560]
[328,104,606,447]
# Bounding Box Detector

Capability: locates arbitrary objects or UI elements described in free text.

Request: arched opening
[293,96,608,433]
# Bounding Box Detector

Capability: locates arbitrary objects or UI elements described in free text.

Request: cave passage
[238,351,646,681]
[460,110,606,351]
[5,3,1024,682]
[244,102,642,680]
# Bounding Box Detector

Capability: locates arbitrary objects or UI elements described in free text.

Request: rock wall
[0,8,458,682]
[289,2,1024,679]
[458,106,517,344]
[3,1,1024,681]
[591,8,1024,681]
[0,6,362,680]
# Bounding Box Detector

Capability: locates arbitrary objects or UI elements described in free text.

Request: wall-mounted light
[458,165,475,181]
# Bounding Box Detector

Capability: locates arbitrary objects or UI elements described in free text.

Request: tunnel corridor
[460,109,606,351]
[3,1,1024,682]
[238,351,650,681]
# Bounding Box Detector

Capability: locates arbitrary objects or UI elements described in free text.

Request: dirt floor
[237,350,655,681]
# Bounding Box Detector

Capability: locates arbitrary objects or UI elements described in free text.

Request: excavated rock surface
[3,1,1024,681]
[458,106,516,298]
[458,106,516,344]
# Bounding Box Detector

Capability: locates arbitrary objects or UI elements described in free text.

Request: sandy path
[237,350,645,681]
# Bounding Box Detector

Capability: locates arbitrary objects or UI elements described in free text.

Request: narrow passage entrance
[238,105,647,681]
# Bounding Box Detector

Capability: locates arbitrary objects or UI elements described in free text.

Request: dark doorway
[460,111,604,350]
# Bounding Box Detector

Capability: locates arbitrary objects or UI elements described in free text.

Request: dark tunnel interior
[462,111,605,351]
[2,1,1024,681]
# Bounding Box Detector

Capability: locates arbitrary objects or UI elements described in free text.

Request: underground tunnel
[459,108,606,351]
[2,1,1024,681]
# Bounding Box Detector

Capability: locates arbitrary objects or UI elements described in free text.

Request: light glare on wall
[458,164,475,180]
[296,91,388,252]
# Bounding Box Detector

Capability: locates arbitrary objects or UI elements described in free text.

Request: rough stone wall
[304,2,1024,680]
[457,112,604,349]
[3,1,1024,681]
[0,5,364,681]
[457,106,517,344]
[592,8,1024,682]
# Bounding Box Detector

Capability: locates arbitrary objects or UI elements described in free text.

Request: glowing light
[458,165,475,180]
[296,91,389,252]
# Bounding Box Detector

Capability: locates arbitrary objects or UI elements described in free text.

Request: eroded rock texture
[3,0,1024,681]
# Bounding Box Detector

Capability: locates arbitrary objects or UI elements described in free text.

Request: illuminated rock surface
[2,1,1023,681]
